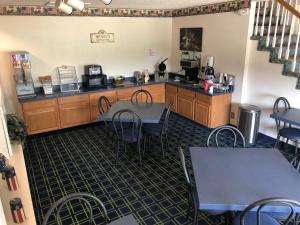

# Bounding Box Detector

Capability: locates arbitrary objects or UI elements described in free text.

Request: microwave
[84,64,102,76]
[82,74,107,88]
[180,60,199,68]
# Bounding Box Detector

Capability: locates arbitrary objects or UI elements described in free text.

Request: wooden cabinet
[20,83,232,134]
[22,99,60,135]
[165,84,177,112]
[58,95,91,128]
[142,84,165,103]
[194,92,231,128]
[89,91,117,122]
[177,88,195,120]
[116,87,140,101]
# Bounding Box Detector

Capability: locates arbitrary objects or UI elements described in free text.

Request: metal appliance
[11,51,36,98]
[204,56,214,76]
[84,64,102,76]
[82,74,107,88]
[158,58,168,77]
[180,59,199,82]
[82,64,107,88]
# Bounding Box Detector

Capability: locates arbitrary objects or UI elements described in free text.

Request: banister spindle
[272,4,281,47]
[266,0,275,46]
[285,14,295,60]
[278,4,288,59]
[260,1,268,36]
[292,23,300,72]
[254,1,261,36]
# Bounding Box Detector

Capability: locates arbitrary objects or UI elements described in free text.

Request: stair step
[254,25,291,36]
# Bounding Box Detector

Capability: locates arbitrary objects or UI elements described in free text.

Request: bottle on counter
[144,69,150,83]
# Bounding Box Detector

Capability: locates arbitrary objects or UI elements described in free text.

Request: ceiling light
[101,0,112,5]
[66,0,84,11]
[55,0,73,14]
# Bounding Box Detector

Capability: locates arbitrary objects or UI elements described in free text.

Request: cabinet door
[58,95,90,128]
[194,101,210,126]
[117,87,140,101]
[165,92,177,112]
[177,88,195,120]
[22,99,60,135]
[177,95,194,120]
[89,91,116,122]
[142,84,165,103]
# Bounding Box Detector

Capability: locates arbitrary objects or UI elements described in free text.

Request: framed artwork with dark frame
[180,27,203,52]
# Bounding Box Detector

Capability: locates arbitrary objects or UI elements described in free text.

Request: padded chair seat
[279,127,300,141]
[143,123,163,136]
[232,212,280,225]
[118,129,141,143]
[108,214,139,225]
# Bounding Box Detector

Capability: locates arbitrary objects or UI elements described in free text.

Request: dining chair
[112,109,143,163]
[290,153,300,172]
[232,197,300,225]
[273,97,300,155]
[98,96,111,115]
[42,192,138,225]
[178,146,226,225]
[98,96,114,135]
[207,125,246,148]
[131,89,153,104]
[142,102,172,158]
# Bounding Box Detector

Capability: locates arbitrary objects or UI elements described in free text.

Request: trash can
[238,104,261,145]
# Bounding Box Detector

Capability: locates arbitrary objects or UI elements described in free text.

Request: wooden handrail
[277,0,300,19]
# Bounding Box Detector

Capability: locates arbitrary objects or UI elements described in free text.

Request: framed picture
[180,27,203,52]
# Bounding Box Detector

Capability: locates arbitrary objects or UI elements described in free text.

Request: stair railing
[253,0,300,72]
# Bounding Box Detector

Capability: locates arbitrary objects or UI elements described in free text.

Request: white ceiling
[0,0,233,9]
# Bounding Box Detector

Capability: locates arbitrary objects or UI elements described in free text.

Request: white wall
[243,39,300,137]
[0,16,172,113]
[171,12,250,102]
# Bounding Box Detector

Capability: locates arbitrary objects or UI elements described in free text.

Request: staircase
[251,0,300,89]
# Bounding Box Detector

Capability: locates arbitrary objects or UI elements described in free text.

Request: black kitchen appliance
[158,58,168,77]
[183,67,199,82]
[82,64,107,88]
[84,64,102,76]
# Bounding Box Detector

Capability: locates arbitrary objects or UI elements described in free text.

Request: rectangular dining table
[270,108,300,127]
[100,101,166,123]
[190,147,300,213]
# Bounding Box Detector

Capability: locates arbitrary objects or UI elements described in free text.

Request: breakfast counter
[18,78,233,103]
[18,77,233,134]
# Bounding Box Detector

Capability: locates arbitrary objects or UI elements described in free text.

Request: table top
[100,101,165,123]
[190,147,300,212]
[270,108,300,127]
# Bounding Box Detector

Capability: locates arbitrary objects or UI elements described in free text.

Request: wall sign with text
[90,30,115,43]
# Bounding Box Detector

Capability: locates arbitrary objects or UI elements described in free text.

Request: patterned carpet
[24,112,286,225]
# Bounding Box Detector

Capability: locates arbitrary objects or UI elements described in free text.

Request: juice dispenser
[11,51,35,98]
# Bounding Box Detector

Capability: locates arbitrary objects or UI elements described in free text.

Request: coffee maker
[180,59,199,83]
[204,56,214,79]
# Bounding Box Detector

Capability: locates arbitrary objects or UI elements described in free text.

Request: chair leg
[165,133,170,150]
[160,135,165,158]
[295,141,299,155]
[137,140,142,164]
[274,134,280,149]
[192,209,198,225]
[116,142,120,164]
[143,137,146,156]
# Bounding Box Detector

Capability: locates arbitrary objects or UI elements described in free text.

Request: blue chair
[232,197,300,225]
[131,89,153,104]
[42,192,138,225]
[207,125,246,148]
[273,97,300,155]
[112,109,143,163]
[143,102,172,157]
[178,146,226,225]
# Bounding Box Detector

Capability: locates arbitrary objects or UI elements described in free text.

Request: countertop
[18,78,233,103]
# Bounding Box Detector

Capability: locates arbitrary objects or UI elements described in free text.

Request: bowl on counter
[115,76,125,85]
